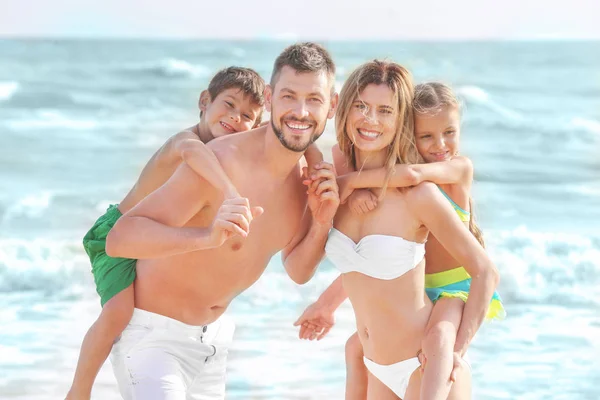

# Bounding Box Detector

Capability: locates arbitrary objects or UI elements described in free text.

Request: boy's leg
[420,297,464,400]
[345,332,368,400]
[67,285,134,399]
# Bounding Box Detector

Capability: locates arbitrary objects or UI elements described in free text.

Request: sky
[1,0,599,40]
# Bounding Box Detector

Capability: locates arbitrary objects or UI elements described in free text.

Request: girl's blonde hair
[414,82,485,248]
[336,60,419,197]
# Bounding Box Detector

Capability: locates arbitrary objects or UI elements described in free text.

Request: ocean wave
[487,226,600,307]
[1,192,54,223]
[1,228,598,309]
[5,110,99,130]
[0,238,90,293]
[457,85,525,121]
[119,58,211,79]
[571,117,600,135]
[0,81,19,101]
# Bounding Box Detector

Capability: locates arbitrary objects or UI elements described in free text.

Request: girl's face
[346,84,398,153]
[415,106,461,163]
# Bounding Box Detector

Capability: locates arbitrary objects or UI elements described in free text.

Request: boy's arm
[344,156,473,190]
[175,138,239,199]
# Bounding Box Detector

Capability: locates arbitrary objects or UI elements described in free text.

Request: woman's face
[345,84,398,153]
[415,106,461,163]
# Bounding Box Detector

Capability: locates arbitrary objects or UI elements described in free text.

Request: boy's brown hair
[202,66,266,126]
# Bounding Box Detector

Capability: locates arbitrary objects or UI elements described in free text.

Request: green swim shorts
[82,204,136,306]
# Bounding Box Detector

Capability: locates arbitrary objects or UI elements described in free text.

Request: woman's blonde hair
[336,60,419,197]
[414,82,485,248]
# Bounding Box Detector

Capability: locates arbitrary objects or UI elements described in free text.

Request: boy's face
[201,88,262,138]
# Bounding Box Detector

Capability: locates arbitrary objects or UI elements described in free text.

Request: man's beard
[271,117,325,152]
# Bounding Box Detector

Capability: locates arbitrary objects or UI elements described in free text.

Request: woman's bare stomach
[343,272,432,365]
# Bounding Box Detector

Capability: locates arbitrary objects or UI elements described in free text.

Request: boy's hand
[209,197,263,247]
[293,301,335,341]
[347,189,378,216]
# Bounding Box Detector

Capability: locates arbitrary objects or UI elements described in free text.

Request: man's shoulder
[208,128,264,160]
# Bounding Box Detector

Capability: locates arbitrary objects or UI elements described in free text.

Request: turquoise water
[1,39,599,399]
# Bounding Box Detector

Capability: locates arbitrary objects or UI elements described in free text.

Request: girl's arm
[344,156,473,191]
[407,182,499,356]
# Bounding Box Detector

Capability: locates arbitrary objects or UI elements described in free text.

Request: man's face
[266,66,337,152]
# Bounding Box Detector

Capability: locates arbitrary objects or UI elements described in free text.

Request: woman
[303,60,499,399]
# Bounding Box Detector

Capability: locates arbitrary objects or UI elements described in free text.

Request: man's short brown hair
[270,42,336,90]
[204,67,266,124]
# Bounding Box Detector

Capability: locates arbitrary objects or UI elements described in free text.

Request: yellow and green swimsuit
[425,188,506,320]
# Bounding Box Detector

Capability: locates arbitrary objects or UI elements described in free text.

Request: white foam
[0,238,90,293]
[457,85,524,121]
[160,58,210,78]
[571,117,600,135]
[0,81,19,101]
[2,191,54,223]
[6,110,98,130]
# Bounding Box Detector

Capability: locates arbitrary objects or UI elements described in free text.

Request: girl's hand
[347,189,378,215]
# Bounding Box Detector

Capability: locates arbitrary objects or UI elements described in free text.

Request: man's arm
[282,163,340,284]
[106,163,255,259]
[407,182,499,356]
[344,156,473,190]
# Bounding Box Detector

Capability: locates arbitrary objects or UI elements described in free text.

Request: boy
[66,66,266,399]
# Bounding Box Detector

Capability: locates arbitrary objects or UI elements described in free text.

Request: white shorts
[110,308,235,400]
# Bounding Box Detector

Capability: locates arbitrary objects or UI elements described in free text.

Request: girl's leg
[66,285,134,399]
[345,332,368,400]
[420,297,464,400]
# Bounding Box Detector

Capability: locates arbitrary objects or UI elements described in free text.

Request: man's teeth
[286,122,311,130]
[359,129,380,138]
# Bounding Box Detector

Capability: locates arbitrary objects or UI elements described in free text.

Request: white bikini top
[325,228,426,280]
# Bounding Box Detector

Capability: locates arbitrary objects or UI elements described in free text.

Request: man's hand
[209,197,263,247]
[303,162,340,225]
[293,301,335,341]
[347,189,378,216]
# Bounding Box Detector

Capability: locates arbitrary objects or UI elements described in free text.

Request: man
[105,42,339,399]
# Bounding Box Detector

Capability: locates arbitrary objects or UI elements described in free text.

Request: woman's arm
[407,182,499,356]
